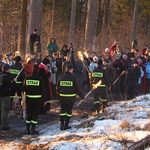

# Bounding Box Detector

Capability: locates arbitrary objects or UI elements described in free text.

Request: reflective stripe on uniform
[26,120,31,124]
[31,120,37,124]
[101,99,107,102]
[26,80,40,86]
[26,95,42,98]
[92,72,103,77]
[92,84,106,87]
[94,101,99,104]
[60,113,72,117]
[10,96,14,98]
[59,93,76,97]
[10,69,20,75]
[16,81,22,84]
[60,81,73,86]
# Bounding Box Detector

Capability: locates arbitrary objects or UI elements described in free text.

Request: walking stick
[21,92,26,119]
[77,80,102,106]
[109,70,125,90]
[13,66,24,82]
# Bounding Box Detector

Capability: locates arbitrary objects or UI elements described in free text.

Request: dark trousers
[127,84,138,99]
[60,97,75,124]
[26,98,42,125]
[146,78,150,93]
[93,87,107,110]
[0,96,11,128]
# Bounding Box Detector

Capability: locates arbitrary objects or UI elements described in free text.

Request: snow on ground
[30,94,150,150]
[1,94,150,150]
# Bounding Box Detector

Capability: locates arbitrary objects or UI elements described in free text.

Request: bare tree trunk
[69,0,77,45]
[51,0,55,37]
[101,0,110,50]
[18,0,28,60]
[84,0,97,53]
[25,0,43,55]
[131,0,140,41]
[147,15,150,39]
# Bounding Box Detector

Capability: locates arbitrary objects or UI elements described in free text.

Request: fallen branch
[128,135,150,150]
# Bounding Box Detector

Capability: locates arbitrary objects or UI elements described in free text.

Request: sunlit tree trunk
[25,0,43,55]
[69,0,77,45]
[84,0,97,53]
[131,0,140,41]
[18,0,28,60]
[100,0,110,51]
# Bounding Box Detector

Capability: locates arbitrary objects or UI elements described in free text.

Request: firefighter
[56,64,84,130]
[91,59,108,114]
[9,56,25,109]
[24,64,46,134]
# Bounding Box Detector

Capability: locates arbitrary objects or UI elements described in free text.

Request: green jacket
[47,43,59,56]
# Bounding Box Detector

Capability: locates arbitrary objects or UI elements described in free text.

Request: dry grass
[119,120,131,130]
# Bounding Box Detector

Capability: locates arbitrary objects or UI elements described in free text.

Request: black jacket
[127,65,141,85]
[91,66,108,87]
[25,72,46,102]
[0,72,11,98]
[56,72,84,99]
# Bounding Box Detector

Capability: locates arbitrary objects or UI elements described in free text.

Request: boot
[25,123,30,134]
[31,124,39,135]
[64,119,71,130]
[60,120,65,131]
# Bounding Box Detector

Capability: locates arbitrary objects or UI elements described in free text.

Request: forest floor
[0,89,124,149]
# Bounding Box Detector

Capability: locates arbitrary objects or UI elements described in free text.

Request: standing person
[47,38,59,56]
[25,64,46,134]
[127,61,141,99]
[0,54,5,73]
[38,57,51,114]
[10,56,25,109]
[0,64,11,130]
[91,59,108,114]
[56,64,84,130]
[30,29,40,54]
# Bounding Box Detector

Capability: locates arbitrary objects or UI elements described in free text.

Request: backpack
[0,74,6,90]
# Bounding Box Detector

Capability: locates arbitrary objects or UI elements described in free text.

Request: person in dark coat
[30,29,40,54]
[25,64,46,134]
[0,64,11,130]
[38,57,51,114]
[127,61,141,99]
[56,64,84,130]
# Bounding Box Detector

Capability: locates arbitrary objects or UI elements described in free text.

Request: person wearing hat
[5,52,14,66]
[0,64,11,130]
[56,64,84,130]
[89,56,98,72]
[9,56,25,110]
[91,59,108,114]
[24,64,46,134]
[38,57,51,114]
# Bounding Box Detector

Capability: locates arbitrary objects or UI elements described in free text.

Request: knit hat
[3,64,10,71]
[43,58,50,65]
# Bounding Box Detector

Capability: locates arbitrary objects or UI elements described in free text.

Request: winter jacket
[146,62,150,79]
[56,71,84,99]
[0,71,11,98]
[25,72,46,102]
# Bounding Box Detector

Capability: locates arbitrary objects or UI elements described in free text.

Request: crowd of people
[0,35,150,134]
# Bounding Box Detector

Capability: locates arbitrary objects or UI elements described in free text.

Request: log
[128,135,150,150]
